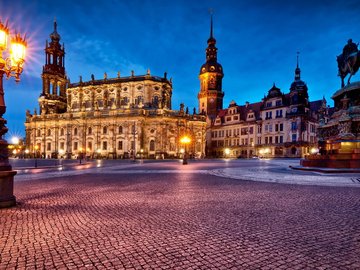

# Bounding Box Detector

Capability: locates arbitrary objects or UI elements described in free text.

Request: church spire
[50,18,61,43]
[210,13,213,39]
[206,12,217,62]
[295,51,301,80]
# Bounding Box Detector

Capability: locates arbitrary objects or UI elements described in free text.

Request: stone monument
[301,39,360,168]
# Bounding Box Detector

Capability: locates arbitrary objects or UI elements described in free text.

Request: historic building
[25,21,207,159]
[205,54,324,158]
[197,15,224,121]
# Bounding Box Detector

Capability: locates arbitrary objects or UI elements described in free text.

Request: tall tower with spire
[289,52,309,114]
[197,14,224,121]
[39,19,68,114]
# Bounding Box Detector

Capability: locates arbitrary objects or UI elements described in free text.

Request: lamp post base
[0,170,17,208]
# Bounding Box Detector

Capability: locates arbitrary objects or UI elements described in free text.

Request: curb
[289,165,360,174]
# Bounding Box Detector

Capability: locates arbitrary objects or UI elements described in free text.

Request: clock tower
[197,15,224,121]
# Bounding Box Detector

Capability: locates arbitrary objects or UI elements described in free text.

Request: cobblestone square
[1,160,360,269]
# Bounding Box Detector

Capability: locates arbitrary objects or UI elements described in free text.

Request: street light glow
[180,135,191,144]
[11,136,19,145]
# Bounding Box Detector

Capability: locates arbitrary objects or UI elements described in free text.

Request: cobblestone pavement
[1,161,360,269]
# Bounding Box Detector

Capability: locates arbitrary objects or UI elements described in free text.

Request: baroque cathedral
[25,21,207,159]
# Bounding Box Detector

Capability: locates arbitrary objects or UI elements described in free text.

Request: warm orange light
[10,34,26,67]
[0,21,9,50]
[34,145,39,150]
[180,135,191,144]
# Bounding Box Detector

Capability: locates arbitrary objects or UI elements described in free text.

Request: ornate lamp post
[0,20,27,208]
[34,145,39,168]
[180,135,191,165]
[79,147,83,164]
[58,149,64,167]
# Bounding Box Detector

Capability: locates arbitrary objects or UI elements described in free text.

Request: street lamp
[0,20,27,208]
[79,147,83,164]
[96,149,101,159]
[34,145,39,168]
[59,149,64,167]
[10,136,19,158]
[180,135,191,165]
[224,148,230,158]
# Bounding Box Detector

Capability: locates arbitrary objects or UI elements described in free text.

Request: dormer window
[266,102,272,108]
[276,100,282,106]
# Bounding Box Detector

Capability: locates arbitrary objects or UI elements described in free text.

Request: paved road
[1,159,360,269]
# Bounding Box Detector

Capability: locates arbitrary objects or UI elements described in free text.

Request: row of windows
[264,123,284,132]
[224,114,254,122]
[212,127,255,138]
[212,138,254,148]
[211,133,320,146]
[37,125,134,137]
[212,123,287,138]
[44,140,157,152]
[266,100,282,108]
[265,109,283,119]
[264,136,284,144]
[71,96,163,109]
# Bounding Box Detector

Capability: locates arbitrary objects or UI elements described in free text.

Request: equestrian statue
[337,39,360,87]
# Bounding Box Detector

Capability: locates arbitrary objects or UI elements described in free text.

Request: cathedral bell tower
[197,15,224,121]
[39,19,68,114]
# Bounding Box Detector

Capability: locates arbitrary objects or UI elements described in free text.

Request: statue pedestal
[302,82,360,169]
[0,170,17,208]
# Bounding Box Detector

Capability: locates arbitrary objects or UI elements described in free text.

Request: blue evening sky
[1,0,359,138]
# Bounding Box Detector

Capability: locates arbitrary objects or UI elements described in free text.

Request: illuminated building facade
[25,22,206,159]
[207,58,325,158]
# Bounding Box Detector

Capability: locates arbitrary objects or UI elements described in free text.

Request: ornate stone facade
[25,22,206,159]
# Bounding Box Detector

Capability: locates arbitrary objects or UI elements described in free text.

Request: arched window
[47,129,51,136]
[118,141,123,150]
[60,128,64,136]
[74,127,78,136]
[153,96,159,107]
[120,97,128,106]
[37,129,41,137]
[88,127,92,135]
[135,96,143,105]
[149,140,155,151]
[103,126,107,134]
[118,126,123,134]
